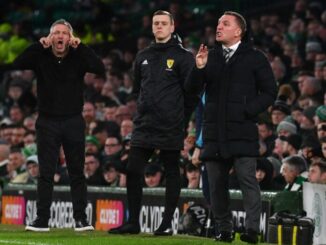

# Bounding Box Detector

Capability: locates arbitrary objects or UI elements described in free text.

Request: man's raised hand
[196,44,208,69]
[39,35,51,48]
[69,34,81,48]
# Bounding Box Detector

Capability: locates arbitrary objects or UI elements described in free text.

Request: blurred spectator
[0,142,10,176]
[321,137,326,159]
[3,78,37,116]
[82,101,96,134]
[315,105,326,124]
[267,156,285,190]
[305,41,322,63]
[301,134,322,163]
[11,124,26,148]
[271,98,290,127]
[102,136,122,165]
[120,133,131,177]
[273,137,286,160]
[115,105,132,125]
[121,71,133,94]
[308,159,326,184]
[11,155,39,184]
[91,122,109,150]
[185,163,200,189]
[23,130,36,146]
[180,132,196,163]
[100,82,121,106]
[281,134,302,157]
[84,153,105,186]
[301,106,317,131]
[103,104,118,122]
[9,105,24,125]
[23,116,36,132]
[85,135,100,155]
[276,119,297,137]
[297,94,314,110]
[256,158,274,190]
[270,57,287,85]
[144,163,163,188]
[0,124,13,144]
[281,155,307,191]
[25,155,39,184]
[297,75,323,104]
[317,122,326,140]
[291,105,304,125]
[120,119,133,138]
[125,95,137,118]
[102,163,120,187]
[8,147,26,175]
[278,84,297,105]
[137,36,151,51]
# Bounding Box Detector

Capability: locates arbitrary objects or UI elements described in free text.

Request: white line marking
[0,240,53,245]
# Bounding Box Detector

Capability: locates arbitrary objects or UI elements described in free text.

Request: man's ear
[235,28,241,37]
[171,24,175,34]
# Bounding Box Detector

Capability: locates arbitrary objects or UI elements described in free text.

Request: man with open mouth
[13,19,105,232]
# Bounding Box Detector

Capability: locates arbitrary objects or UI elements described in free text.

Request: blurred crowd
[0,0,325,193]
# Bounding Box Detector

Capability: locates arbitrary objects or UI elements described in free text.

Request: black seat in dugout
[267,210,314,245]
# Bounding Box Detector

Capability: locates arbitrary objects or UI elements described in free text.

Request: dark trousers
[201,163,210,205]
[206,157,261,233]
[126,146,180,226]
[36,114,87,221]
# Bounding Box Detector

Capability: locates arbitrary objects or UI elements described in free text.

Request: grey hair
[282,155,307,173]
[50,19,73,33]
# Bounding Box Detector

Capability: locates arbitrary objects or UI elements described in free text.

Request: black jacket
[131,36,197,150]
[185,41,277,159]
[13,43,105,117]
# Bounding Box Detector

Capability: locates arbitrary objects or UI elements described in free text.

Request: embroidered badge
[167,59,174,69]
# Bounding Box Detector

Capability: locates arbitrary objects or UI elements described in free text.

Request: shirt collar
[222,41,241,53]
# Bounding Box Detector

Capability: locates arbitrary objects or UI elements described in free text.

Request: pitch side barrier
[1,184,282,238]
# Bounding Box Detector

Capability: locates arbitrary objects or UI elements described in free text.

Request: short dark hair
[224,11,247,38]
[310,159,326,174]
[153,10,174,23]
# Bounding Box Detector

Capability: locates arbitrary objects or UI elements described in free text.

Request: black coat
[185,42,277,159]
[13,43,105,116]
[131,36,197,150]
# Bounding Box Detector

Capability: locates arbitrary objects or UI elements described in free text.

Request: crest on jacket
[166,59,174,70]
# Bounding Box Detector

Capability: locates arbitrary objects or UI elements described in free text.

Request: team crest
[167,59,174,69]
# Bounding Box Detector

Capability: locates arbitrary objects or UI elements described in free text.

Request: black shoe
[153,224,173,236]
[25,217,50,232]
[214,231,234,243]
[240,229,258,244]
[108,223,140,234]
[74,219,94,232]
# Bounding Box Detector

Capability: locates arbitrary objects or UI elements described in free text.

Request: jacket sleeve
[13,43,43,70]
[76,43,105,77]
[184,54,206,96]
[245,51,277,117]
[179,51,200,127]
[132,55,141,99]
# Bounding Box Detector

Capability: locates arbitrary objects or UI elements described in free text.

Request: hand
[191,147,202,166]
[196,44,208,69]
[39,34,52,48]
[69,34,80,48]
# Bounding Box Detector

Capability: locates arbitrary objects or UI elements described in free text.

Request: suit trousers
[206,157,261,233]
[35,114,87,221]
[126,146,180,226]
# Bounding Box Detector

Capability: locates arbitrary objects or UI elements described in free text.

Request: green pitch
[0,225,271,245]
